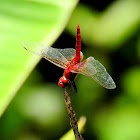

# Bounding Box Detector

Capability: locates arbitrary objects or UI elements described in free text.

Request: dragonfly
[22,24,116,92]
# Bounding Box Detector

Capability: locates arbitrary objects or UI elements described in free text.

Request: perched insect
[22,24,116,92]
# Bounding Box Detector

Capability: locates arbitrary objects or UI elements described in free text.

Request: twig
[64,90,84,140]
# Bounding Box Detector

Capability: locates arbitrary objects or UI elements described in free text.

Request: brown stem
[64,90,84,140]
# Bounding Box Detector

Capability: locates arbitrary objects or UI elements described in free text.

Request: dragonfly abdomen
[74,24,81,64]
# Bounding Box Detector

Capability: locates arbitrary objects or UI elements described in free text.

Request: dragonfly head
[58,76,69,88]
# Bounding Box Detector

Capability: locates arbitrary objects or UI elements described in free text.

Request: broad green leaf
[0,0,78,117]
[60,116,86,140]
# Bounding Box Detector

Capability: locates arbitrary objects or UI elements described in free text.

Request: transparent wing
[58,48,83,61]
[22,41,83,69]
[70,56,116,89]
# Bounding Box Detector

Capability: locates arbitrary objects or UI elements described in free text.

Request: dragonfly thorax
[64,69,77,81]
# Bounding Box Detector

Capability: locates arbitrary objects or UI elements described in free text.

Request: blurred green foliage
[0,0,140,140]
[0,0,78,116]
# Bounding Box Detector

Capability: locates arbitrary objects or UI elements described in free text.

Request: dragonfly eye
[58,76,69,88]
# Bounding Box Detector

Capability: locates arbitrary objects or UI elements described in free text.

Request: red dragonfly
[22,24,116,91]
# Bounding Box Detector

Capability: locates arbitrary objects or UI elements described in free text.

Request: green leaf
[0,0,78,117]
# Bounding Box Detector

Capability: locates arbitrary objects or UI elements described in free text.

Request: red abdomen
[63,24,81,82]
[74,24,81,64]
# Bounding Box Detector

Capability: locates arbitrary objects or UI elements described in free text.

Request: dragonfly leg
[72,81,77,93]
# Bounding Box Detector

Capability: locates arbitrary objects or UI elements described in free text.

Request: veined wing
[70,56,116,89]
[22,41,83,69]
[58,48,83,61]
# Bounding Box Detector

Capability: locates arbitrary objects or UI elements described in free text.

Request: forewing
[70,56,116,89]
[22,41,83,69]
[22,42,71,69]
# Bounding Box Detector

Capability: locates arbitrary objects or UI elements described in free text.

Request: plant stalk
[64,90,84,140]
